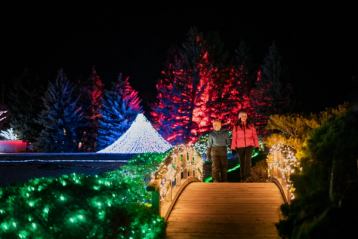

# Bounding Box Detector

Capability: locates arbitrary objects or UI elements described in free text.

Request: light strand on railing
[149,145,203,202]
[267,143,299,200]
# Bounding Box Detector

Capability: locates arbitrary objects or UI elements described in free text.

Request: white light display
[0,110,7,122]
[0,128,18,140]
[98,113,172,153]
[267,143,299,200]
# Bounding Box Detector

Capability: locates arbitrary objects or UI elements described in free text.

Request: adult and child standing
[207,111,259,182]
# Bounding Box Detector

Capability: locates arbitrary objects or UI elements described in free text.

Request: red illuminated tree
[207,66,248,127]
[114,73,142,113]
[79,67,104,151]
[249,67,271,133]
[152,31,288,143]
[152,28,216,144]
[152,28,255,144]
[235,40,255,98]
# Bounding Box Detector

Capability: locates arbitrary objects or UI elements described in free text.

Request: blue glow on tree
[97,74,141,150]
[36,69,84,152]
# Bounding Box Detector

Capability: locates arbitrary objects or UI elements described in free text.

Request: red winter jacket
[231,124,259,149]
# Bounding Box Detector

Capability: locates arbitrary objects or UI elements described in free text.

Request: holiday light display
[151,50,251,144]
[0,111,6,122]
[0,152,168,238]
[147,145,203,218]
[98,114,172,153]
[266,143,299,200]
[0,128,18,140]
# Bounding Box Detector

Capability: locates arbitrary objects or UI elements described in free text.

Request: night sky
[2,6,357,113]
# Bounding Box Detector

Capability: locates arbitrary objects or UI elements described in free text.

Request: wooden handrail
[147,144,203,220]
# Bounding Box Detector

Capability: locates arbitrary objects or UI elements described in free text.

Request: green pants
[209,146,228,182]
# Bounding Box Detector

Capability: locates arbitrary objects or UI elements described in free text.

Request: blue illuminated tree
[36,69,84,152]
[96,74,140,150]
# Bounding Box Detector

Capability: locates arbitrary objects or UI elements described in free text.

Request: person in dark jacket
[231,111,259,181]
[207,119,230,182]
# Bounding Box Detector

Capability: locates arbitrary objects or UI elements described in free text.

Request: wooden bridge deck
[166,182,283,239]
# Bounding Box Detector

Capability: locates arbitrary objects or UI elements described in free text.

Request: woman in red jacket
[231,111,259,181]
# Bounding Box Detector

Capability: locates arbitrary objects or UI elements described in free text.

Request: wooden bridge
[148,145,289,239]
[166,182,283,239]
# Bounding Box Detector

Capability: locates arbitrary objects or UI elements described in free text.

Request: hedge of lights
[0,152,169,239]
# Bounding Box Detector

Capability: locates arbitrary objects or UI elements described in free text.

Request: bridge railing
[266,143,299,203]
[147,145,203,220]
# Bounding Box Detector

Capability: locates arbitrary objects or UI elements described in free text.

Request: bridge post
[182,149,188,179]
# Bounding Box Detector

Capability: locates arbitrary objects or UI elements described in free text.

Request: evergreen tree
[151,48,185,144]
[205,31,229,68]
[7,68,43,143]
[262,42,291,114]
[234,40,254,97]
[0,106,8,130]
[36,69,83,152]
[78,67,104,151]
[96,74,139,150]
[114,73,142,113]
[152,27,216,144]
[207,66,252,128]
[249,67,271,133]
[250,42,291,133]
[277,109,358,238]
[152,28,259,143]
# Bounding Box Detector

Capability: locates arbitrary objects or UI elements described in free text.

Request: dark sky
[2,6,357,113]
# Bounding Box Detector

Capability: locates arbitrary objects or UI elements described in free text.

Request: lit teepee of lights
[98,113,172,153]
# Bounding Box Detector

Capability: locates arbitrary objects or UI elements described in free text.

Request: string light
[98,113,172,153]
[0,128,18,140]
[0,152,167,238]
[267,143,299,200]
[0,110,6,122]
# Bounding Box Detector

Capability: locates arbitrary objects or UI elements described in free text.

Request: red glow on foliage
[203,51,209,62]
[256,67,262,82]
[151,32,272,144]
[90,69,104,108]
[88,67,105,122]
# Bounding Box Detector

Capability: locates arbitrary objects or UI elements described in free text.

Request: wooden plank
[166,233,279,239]
[165,182,283,239]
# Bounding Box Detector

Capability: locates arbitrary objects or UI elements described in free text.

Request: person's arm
[231,126,237,150]
[252,126,259,148]
[207,134,213,161]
